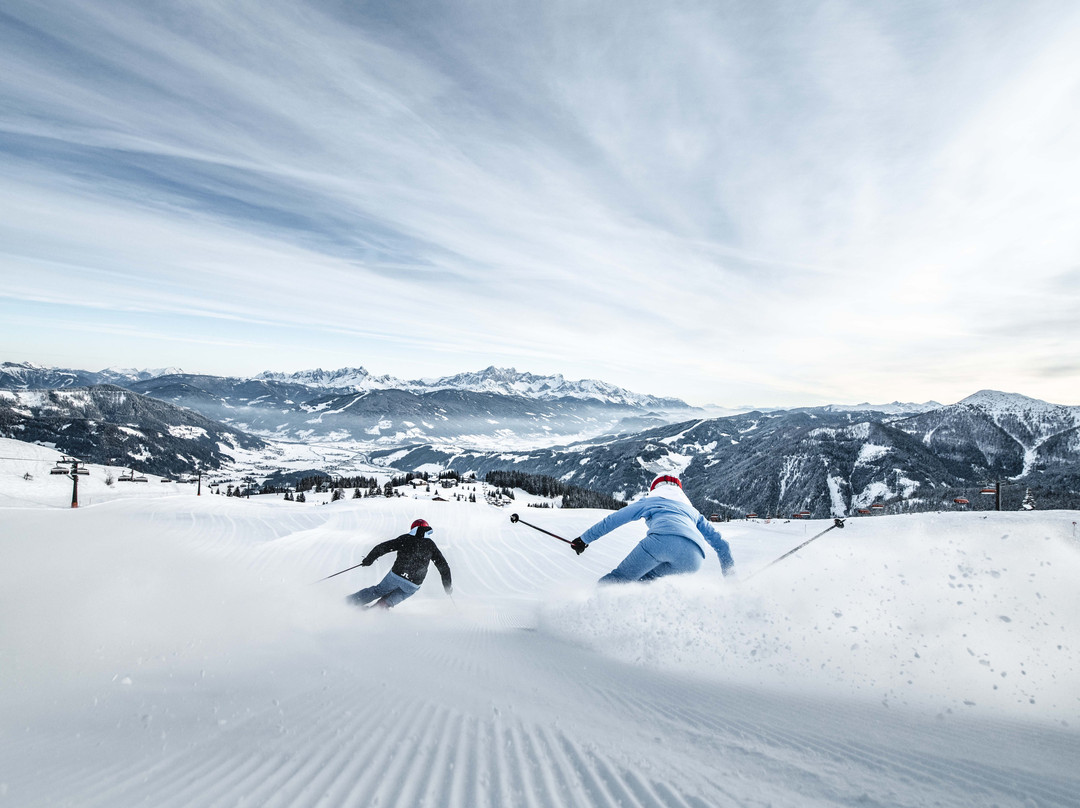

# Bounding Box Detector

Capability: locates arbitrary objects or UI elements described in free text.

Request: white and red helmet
[649,474,682,491]
[409,518,432,536]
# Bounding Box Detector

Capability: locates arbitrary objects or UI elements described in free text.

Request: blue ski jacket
[580,496,735,575]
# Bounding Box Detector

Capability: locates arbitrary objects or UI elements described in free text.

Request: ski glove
[360,558,373,567]
[570,537,587,555]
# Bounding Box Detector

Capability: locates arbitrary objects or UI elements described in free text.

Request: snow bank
[541,512,1080,723]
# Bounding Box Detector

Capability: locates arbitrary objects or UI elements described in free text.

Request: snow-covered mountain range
[256,365,688,408]
[3,361,946,414]
[0,385,265,476]
[2,359,1078,512]
[2,362,697,448]
[895,390,1080,479]
[254,366,405,391]
[380,391,1080,516]
[804,400,943,416]
[0,361,184,390]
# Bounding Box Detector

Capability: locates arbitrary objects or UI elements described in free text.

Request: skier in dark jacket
[346,519,453,609]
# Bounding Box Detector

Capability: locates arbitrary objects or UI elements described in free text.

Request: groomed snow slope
[2,460,1080,806]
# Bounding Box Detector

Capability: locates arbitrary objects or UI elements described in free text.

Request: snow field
[543,512,1080,721]
[2,464,1080,806]
[0,437,194,509]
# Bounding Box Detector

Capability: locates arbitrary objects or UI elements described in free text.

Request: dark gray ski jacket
[362,533,452,591]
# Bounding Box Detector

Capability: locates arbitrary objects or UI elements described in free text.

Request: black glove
[570,537,587,555]
[360,558,373,567]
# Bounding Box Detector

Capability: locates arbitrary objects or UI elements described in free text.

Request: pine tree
[297,491,306,503]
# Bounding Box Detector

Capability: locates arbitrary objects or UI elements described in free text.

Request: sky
[1,0,1078,408]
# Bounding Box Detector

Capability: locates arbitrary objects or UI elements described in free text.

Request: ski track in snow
[2,489,1080,807]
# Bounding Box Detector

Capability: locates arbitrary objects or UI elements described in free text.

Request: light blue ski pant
[346,571,420,608]
[599,533,704,585]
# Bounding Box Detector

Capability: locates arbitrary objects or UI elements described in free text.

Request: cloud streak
[1,0,1078,405]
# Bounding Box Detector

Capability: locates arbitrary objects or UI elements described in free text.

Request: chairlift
[953,497,969,505]
[745,513,758,519]
[980,487,997,495]
[133,475,149,483]
[857,508,871,515]
[75,468,89,475]
[50,467,69,475]
[871,502,884,510]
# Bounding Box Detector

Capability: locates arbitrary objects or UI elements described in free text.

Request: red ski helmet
[649,474,682,491]
[409,518,432,536]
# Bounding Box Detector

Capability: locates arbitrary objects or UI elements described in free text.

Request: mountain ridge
[377,391,1080,515]
[256,364,688,408]
[0,384,265,476]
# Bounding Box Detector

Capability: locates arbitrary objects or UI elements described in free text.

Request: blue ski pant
[599,533,704,585]
[346,571,420,608]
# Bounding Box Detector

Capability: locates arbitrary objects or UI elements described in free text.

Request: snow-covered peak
[823,400,942,416]
[2,360,45,370]
[958,389,1080,422]
[410,366,686,407]
[256,367,407,390]
[101,366,184,380]
[956,389,1080,446]
[255,365,689,408]
[1,362,89,390]
[959,389,1055,410]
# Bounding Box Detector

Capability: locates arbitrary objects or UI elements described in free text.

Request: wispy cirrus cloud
[1,0,1078,405]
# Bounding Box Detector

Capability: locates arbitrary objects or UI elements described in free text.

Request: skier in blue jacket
[570,474,735,584]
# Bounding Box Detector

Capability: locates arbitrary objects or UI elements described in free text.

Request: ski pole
[509,513,573,545]
[313,562,366,584]
[745,517,845,581]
